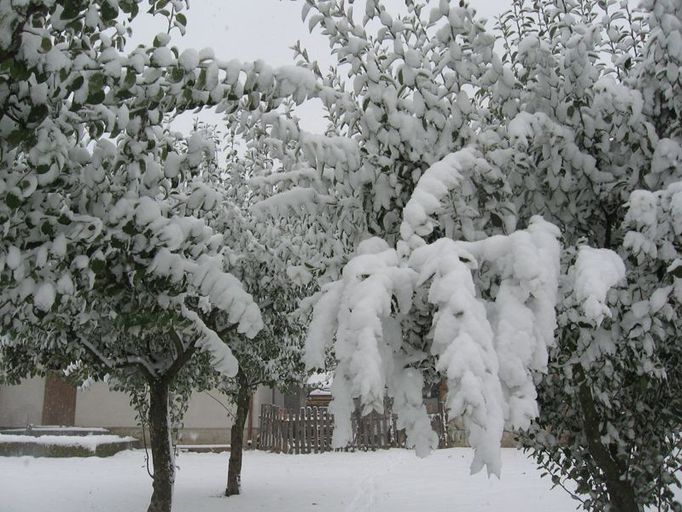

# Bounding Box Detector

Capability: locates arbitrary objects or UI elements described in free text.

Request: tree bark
[578,383,640,512]
[225,369,251,496]
[147,380,175,512]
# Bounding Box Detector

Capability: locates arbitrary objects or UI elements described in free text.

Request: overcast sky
[131,0,513,133]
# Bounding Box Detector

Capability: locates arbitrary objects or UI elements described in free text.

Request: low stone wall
[0,440,135,457]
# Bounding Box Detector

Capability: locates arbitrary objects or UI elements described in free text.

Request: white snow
[2,426,109,433]
[178,49,200,71]
[151,46,176,67]
[0,434,135,452]
[400,149,481,248]
[0,448,588,512]
[33,282,56,312]
[573,246,626,325]
[6,246,21,270]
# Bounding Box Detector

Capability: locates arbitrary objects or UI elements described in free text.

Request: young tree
[192,137,312,496]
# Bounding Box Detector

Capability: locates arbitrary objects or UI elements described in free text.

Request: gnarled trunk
[225,369,250,496]
[147,380,174,512]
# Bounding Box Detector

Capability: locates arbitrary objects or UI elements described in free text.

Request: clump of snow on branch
[572,247,626,326]
[400,148,489,248]
[150,250,263,340]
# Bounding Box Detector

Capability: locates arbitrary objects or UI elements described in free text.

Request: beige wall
[1,378,285,444]
[0,376,45,427]
[74,382,138,427]
[183,390,234,429]
[76,382,237,429]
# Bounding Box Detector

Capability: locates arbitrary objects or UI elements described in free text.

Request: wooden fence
[258,404,448,453]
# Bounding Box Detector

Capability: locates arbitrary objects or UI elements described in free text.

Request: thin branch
[0,3,45,63]
[162,330,197,383]
[204,390,236,420]
[78,336,156,381]
[79,337,115,371]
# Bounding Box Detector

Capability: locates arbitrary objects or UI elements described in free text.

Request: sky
[130,0,513,133]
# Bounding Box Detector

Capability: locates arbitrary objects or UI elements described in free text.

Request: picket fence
[258,404,448,453]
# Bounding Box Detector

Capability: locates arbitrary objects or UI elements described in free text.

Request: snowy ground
[0,448,583,512]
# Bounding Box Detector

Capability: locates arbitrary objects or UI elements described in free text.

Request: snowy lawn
[0,448,582,512]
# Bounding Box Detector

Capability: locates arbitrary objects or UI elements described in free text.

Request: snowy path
[0,448,580,511]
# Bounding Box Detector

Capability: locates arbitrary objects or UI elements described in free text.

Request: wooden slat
[321,408,328,451]
[312,407,319,453]
[288,410,294,453]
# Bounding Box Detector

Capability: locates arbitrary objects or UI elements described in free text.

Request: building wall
[0,376,45,427]
[0,377,305,444]
[0,378,271,444]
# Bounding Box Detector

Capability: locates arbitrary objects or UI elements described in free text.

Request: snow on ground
[0,448,580,512]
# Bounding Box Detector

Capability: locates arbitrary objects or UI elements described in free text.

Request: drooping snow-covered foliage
[238,0,682,508]
[0,0,325,383]
[235,0,562,478]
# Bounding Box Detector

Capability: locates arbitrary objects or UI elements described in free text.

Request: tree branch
[78,336,156,381]
[0,3,45,63]
[162,330,197,383]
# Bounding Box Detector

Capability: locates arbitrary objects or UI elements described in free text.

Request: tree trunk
[225,369,250,496]
[147,380,175,512]
[578,383,640,512]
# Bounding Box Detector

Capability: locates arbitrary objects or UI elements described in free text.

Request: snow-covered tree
[0,2,323,511]
[245,1,681,508]
[188,132,312,497]
[239,0,561,477]
[490,0,682,509]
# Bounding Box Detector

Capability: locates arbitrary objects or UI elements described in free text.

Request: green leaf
[86,90,106,105]
[28,104,49,124]
[40,37,52,52]
[120,0,139,17]
[7,129,29,146]
[61,0,83,20]
[89,73,106,91]
[41,222,54,236]
[122,221,136,235]
[489,212,503,228]
[669,265,682,279]
[68,75,85,93]
[169,66,184,83]
[90,258,107,275]
[115,89,135,100]
[175,13,187,27]
[6,191,22,209]
[101,1,118,22]
[123,69,137,89]
[10,61,30,80]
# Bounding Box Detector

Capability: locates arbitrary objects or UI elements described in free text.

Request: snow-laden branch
[307,216,560,475]
[149,250,263,340]
[251,187,335,219]
[399,148,497,248]
[306,149,562,476]
[572,247,626,326]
